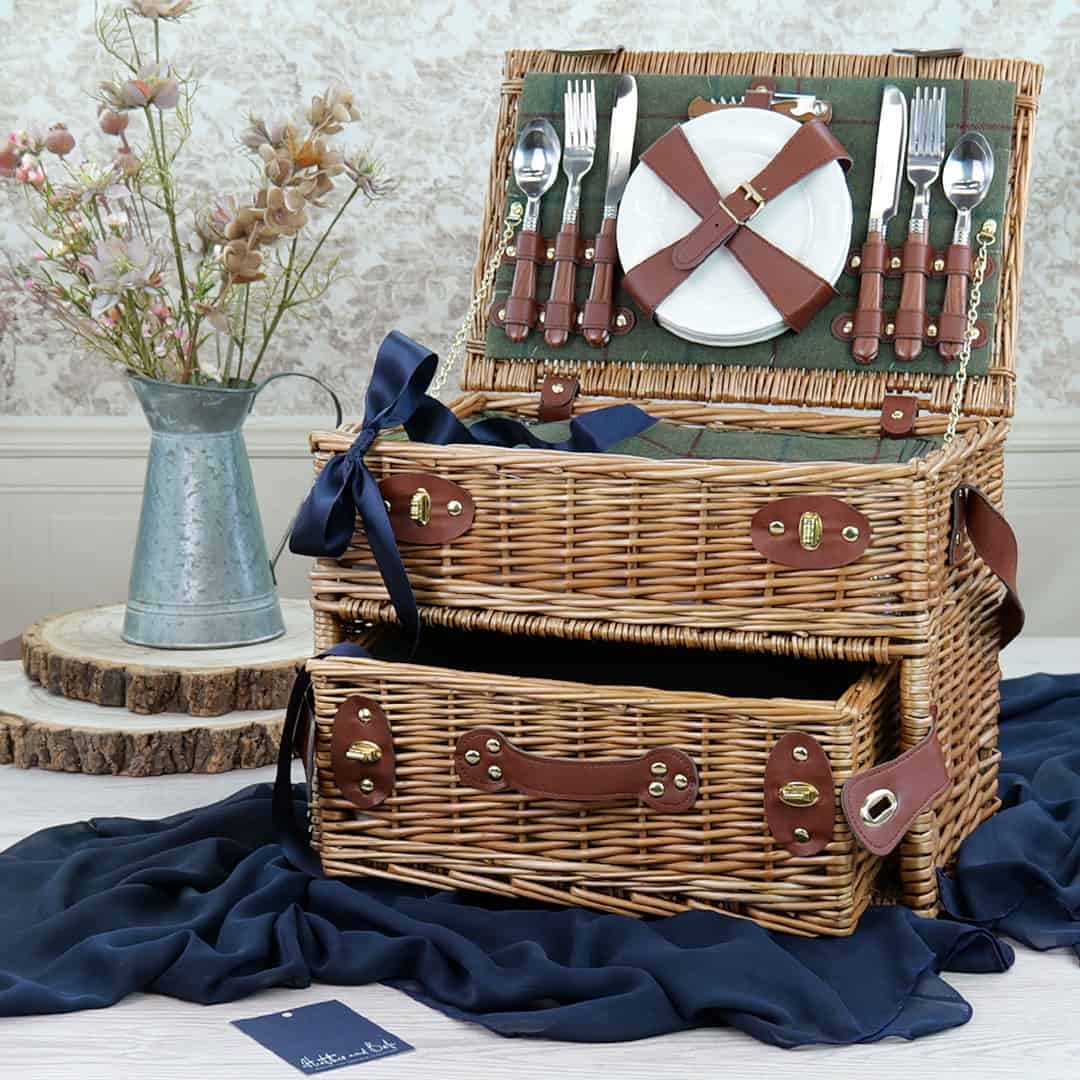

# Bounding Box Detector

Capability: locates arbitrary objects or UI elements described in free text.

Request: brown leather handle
[454,726,699,812]
[544,222,579,347]
[895,234,930,361]
[582,217,618,347]
[949,484,1025,646]
[852,230,886,364]
[503,229,544,342]
[938,241,970,360]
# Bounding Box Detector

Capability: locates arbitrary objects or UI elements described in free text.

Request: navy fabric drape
[0,674,1076,1048]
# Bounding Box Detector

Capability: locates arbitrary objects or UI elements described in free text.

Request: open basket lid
[461,49,1042,419]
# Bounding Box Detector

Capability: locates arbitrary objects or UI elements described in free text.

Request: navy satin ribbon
[289,331,656,647]
[273,642,372,877]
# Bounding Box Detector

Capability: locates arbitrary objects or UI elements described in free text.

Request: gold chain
[429,202,524,399]
[943,219,997,444]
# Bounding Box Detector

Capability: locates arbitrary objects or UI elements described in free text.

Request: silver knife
[852,84,908,364]
[583,74,638,348]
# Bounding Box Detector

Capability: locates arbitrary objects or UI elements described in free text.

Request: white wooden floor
[2,637,1078,1080]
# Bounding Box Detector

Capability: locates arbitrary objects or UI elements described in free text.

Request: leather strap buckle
[738,180,766,220]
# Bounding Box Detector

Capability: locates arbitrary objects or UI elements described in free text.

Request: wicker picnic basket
[296,48,1040,935]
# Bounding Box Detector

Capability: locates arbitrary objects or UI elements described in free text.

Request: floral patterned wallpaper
[0,0,1075,416]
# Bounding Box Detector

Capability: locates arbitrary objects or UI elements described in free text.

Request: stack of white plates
[617,107,853,347]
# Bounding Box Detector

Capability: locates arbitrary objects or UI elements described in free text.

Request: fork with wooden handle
[544,80,596,348]
[895,86,946,361]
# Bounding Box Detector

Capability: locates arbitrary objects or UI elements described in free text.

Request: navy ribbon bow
[289,331,656,648]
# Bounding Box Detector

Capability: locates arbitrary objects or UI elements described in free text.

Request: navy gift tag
[232,999,414,1073]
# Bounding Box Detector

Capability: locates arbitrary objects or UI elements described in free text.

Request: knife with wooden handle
[852,85,907,365]
[582,75,638,348]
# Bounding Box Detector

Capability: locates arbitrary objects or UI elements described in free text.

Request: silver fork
[544,79,596,347]
[896,85,946,361]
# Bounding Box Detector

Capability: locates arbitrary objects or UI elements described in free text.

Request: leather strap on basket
[621,119,851,328]
[842,727,951,857]
[949,484,1025,646]
[455,726,699,812]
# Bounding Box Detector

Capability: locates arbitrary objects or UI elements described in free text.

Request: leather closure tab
[881,394,919,436]
[379,471,475,545]
[842,728,951,856]
[331,695,395,809]
[744,76,776,108]
[538,374,580,421]
[764,732,834,856]
[750,495,871,569]
[454,726,699,813]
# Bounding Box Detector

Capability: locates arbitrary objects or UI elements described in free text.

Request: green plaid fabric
[485,73,1015,379]
[466,412,942,464]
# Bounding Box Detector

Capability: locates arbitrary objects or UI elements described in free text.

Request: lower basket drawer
[307,625,936,937]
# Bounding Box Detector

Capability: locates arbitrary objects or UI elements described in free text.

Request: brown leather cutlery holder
[488,228,637,344]
[836,233,995,361]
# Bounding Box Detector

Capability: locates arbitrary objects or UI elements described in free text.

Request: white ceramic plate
[617,107,852,346]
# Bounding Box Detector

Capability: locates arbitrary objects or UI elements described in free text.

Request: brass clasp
[409,487,432,527]
[798,511,823,551]
[779,780,820,807]
[345,739,383,764]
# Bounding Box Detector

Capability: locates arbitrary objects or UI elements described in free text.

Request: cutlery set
[502,77,637,349]
[851,84,994,364]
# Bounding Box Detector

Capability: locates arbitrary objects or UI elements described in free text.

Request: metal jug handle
[251,371,346,582]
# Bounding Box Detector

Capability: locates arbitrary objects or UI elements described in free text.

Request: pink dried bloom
[101,64,180,111]
[114,147,142,177]
[98,108,130,136]
[128,0,194,18]
[0,143,18,178]
[307,85,361,133]
[44,124,75,157]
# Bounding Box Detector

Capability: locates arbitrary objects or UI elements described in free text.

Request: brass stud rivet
[576,312,584,325]
[792,745,809,762]
[485,738,502,753]
[648,781,666,798]
[584,246,595,260]
[464,749,481,766]
[615,313,628,328]
[359,778,375,794]
[650,761,669,777]
[933,257,945,272]
[768,520,785,536]
[447,499,463,517]
[506,244,516,258]
[673,773,689,790]
[487,764,503,781]
[550,382,565,394]
[538,310,546,324]
[885,322,895,335]
[890,408,905,420]
[842,525,861,543]
[793,827,811,843]
[357,707,371,722]
[842,320,853,334]
[928,324,938,338]
[497,308,506,322]
[889,255,902,269]
[546,246,555,260]
[850,254,861,269]
[383,499,392,513]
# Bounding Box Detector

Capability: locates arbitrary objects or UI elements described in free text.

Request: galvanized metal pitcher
[123,372,341,649]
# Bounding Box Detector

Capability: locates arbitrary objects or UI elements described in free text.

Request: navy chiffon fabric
[0,674,1076,1048]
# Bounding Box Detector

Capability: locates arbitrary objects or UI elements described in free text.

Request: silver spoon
[939,131,994,359]
[504,119,561,343]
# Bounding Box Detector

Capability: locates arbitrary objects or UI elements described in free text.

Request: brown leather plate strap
[454,726,699,813]
[949,484,1025,646]
[750,495,871,570]
[764,732,835,856]
[621,120,850,330]
[842,728,950,856]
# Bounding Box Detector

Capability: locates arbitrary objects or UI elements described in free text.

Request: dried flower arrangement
[0,1,390,386]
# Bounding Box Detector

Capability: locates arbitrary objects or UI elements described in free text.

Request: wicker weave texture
[310,653,897,936]
[309,403,1008,649]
